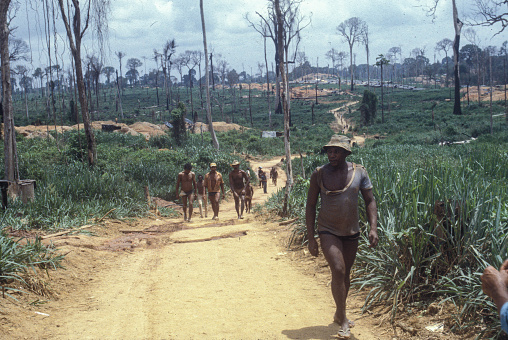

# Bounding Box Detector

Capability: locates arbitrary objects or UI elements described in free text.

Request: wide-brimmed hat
[323,135,352,155]
[210,162,217,167]
[231,160,240,166]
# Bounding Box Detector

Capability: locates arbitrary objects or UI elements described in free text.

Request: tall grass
[0,229,64,300]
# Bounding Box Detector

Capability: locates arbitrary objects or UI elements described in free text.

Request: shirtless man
[228,160,250,219]
[270,167,278,186]
[204,162,225,220]
[175,163,197,222]
[245,183,254,213]
[306,135,378,339]
[196,174,207,218]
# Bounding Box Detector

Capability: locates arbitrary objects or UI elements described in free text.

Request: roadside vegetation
[3,80,508,337]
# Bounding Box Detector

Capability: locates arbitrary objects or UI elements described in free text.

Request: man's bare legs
[209,192,220,219]
[197,194,207,218]
[182,194,194,221]
[233,191,245,219]
[187,194,194,222]
[182,195,188,221]
[319,233,359,333]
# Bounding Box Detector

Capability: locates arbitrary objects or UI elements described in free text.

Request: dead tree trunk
[1,0,20,182]
[275,0,293,216]
[452,0,463,115]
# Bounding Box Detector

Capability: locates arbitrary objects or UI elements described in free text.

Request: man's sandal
[333,315,355,328]
[333,328,351,339]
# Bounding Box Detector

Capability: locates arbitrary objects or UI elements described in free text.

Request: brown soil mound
[14,120,250,139]
[461,85,507,102]
[193,121,247,133]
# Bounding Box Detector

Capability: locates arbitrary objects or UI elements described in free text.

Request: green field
[3,81,508,337]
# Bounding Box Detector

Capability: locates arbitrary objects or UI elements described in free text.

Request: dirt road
[2,157,395,340]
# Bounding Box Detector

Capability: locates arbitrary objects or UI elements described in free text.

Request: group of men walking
[176,160,264,221]
[174,135,380,339]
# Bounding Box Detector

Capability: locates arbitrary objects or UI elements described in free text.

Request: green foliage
[0,229,64,300]
[273,142,508,336]
[360,90,378,125]
[171,102,187,146]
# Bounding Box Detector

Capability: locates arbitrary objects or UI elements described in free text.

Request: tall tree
[326,48,339,78]
[14,65,30,122]
[162,39,176,110]
[435,38,453,87]
[88,55,103,110]
[275,0,293,216]
[57,0,110,166]
[425,0,462,114]
[464,28,483,105]
[126,58,142,85]
[182,51,200,123]
[102,66,114,85]
[246,0,310,114]
[33,67,45,96]
[375,54,390,123]
[200,0,219,149]
[1,0,20,182]
[337,17,366,91]
[115,51,125,93]
[388,46,401,83]
[452,0,463,115]
[473,0,508,33]
[361,24,371,89]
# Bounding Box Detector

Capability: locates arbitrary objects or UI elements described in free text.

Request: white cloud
[9,0,508,74]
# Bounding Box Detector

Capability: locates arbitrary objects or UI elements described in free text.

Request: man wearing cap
[204,162,225,220]
[175,163,197,222]
[257,167,264,188]
[228,160,250,219]
[306,134,378,339]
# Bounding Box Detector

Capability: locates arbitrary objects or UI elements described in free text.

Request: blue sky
[10,0,507,78]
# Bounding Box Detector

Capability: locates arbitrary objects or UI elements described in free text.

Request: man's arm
[306,170,320,257]
[243,171,250,190]
[482,260,508,310]
[361,188,378,248]
[192,173,197,192]
[228,172,236,196]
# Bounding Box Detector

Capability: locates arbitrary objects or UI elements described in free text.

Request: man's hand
[307,237,319,257]
[368,229,379,248]
[482,261,508,298]
[482,266,502,299]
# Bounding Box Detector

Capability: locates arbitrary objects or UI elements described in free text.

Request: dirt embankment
[15,120,247,140]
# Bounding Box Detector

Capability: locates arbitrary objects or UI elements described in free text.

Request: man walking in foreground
[306,135,378,339]
[175,163,197,222]
[204,162,225,220]
[229,160,250,219]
